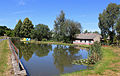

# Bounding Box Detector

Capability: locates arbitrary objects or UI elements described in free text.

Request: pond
[13,41,90,76]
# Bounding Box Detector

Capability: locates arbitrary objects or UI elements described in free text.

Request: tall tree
[54,10,65,41]
[20,18,34,38]
[116,18,120,44]
[14,20,22,37]
[98,3,120,44]
[63,19,81,43]
[84,30,88,33]
[53,10,82,43]
[32,24,51,41]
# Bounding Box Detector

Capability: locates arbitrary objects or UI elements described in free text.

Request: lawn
[0,40,12,76]
[62,46,120,76]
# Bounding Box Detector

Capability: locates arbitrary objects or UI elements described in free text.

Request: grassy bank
[0,40,12,76]
[30,40,90,48]
[0,37,2,39]
[62,46,120,76]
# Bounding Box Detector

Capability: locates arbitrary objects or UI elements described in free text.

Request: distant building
[73,33,101,45]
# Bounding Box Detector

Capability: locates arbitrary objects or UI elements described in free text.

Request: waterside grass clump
[72,42,102,65]
[72,59,89,65]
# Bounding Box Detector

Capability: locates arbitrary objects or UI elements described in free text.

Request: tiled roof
[75,33,101,39]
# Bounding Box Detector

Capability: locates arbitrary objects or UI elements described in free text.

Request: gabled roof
[75,33,101,39]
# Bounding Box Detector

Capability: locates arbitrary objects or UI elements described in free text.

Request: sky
[0,0,120,32]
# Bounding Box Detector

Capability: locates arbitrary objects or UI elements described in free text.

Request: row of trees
[0,26,14,37]
[98,3,120,45]
[84,30,99,34]
[14,11,82,43]
[14,18,51,41]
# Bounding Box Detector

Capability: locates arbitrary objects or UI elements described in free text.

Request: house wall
[73,39,94,45]
[93,36,101,42]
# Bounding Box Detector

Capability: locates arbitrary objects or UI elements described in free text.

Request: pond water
[13,41,90,76]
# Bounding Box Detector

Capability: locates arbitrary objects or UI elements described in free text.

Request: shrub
[88,42,102,64]
[42,38,47,41]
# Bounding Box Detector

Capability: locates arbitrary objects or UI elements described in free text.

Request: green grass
[30,40,90,48]
[0,40,11,76]
[0,37,2,39]
[62,46,120,76]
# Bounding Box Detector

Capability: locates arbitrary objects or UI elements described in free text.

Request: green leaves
[0,26,14,37]
[32,24,51,41]
[89,42,102,63]
[20,18,34,38]
[14,19,22,37]
[98,3,120,44]
[53,10,82,43]
[115,18,120,44]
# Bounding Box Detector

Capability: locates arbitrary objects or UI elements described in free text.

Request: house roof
[75,33,101,39]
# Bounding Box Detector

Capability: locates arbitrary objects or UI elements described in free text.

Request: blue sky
[0,0,120,32]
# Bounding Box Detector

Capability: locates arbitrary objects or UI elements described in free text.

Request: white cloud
[19,0,25,6]
[0,24,6,26]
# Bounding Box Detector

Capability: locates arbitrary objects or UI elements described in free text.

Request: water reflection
[13,41,89,76]
[17,43,52,61]
[53,45,81,73]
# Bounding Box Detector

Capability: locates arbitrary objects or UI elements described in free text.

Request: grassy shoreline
[27,40,90,48]
[0,40,12,76]
[62,46,120,76]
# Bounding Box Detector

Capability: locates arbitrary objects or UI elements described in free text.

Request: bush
[42,38,47,41]
[88,42,102,64]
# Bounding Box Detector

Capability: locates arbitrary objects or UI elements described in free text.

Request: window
[80,40,82,42]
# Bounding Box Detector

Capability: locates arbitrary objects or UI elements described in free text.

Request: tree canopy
[31,24,51,41]
[53,10,82,43]
[20,18,34,38]
[14,19,22,37]
[0,26,14,37]
[98,3,120,44]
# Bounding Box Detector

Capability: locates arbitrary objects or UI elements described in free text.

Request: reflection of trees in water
[53,45,81,73]
[35,44,52,57]
[13,40,84,73]
[68,46,83,60]
[17,43,52,61]
[19,43,36,61]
